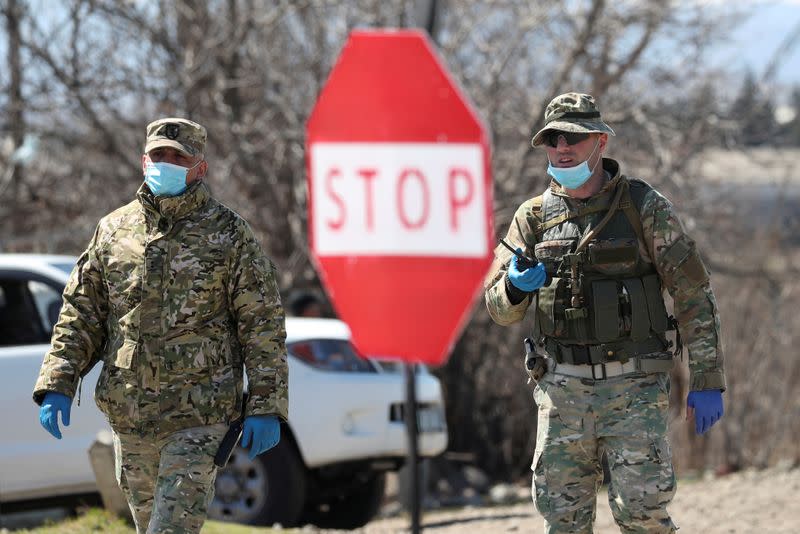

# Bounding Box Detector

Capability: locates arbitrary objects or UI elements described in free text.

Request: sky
[708,0,800,86]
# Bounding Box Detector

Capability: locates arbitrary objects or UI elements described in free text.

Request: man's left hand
[241,415,281,460]
[686,390,724,435]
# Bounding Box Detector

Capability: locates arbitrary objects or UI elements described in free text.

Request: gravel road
[352,466,799,533]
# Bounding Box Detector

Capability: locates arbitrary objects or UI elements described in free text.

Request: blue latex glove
[508,248,547,292]
[39,392,72,440]
[687,390,724,435]
[241,415,281,460]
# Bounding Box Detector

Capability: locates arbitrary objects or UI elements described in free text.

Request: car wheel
[308,472,386,530]
[208,438,306,527]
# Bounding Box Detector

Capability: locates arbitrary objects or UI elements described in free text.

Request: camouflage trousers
[531,371,677,534]
[112,423,228,534]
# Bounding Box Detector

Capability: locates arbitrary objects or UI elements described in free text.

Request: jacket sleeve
[640,190,726,391]
[33,225,109,405]
[229,220,289,421]
[484,202,537,326]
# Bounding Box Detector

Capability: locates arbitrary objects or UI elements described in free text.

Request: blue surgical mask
[144,160,200,197]
[546,140,600,189]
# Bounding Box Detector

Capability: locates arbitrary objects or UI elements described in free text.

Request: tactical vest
[530,175,673,366]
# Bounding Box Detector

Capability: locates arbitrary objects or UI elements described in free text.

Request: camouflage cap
[531,92,615,147]
[144,117,207,157]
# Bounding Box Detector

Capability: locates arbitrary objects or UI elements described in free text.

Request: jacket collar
[137,181,210,223]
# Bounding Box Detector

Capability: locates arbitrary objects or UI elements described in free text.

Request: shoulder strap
[536,204,609,236]
[620,177,647,248]
[575,179,626,253]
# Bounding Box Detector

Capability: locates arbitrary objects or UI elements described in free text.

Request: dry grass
[9,508,292,534]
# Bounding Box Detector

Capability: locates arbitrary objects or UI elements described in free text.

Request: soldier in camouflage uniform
[485,93,726,533]
[33,118,288,534]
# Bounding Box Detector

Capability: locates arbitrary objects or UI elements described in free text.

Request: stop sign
[306,30,493,365]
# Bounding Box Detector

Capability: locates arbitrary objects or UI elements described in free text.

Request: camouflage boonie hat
[531,92,615,147]
[144,117,206,157]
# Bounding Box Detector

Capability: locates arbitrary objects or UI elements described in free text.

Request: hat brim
[531,120,615,147]
[144,138,198,157]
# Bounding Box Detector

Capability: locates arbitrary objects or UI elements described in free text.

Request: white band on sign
[311,143,487,257]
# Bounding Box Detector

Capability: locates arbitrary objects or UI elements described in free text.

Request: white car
[0,254,447,529]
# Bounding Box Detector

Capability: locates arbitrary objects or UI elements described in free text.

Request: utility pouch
[536,277,567,337]
[586,238,639,275]
[563,306,588,338]
[534,239,576,275]
[524,337,546,384]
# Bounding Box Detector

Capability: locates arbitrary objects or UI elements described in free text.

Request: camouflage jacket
[33,181,288,435]
[485,158,725,391]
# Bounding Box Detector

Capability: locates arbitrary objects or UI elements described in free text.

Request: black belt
[544,336,668,365]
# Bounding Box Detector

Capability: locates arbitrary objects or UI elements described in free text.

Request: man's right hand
[508,249,547,292]
[39,392,72,440]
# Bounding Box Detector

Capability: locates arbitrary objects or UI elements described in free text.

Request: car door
[0,268,107,502]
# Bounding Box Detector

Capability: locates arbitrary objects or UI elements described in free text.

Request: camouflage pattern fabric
[531,92,616,147]
[640,188,724,390]
[113,423,228,534]
[485,153,724,533]
[145,118,206,157]
[33,180,289,436]
[531,371,677,533]
[485,158,725,391]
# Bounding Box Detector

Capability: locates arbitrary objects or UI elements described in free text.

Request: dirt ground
[355,466,800,534]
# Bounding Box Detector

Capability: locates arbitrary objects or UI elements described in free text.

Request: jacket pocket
[163,338,211,372]
[645,438,676,508]
[95,340,139,429]
[168,247,228,326]
[531,447,551,516]
[161,336,238,425]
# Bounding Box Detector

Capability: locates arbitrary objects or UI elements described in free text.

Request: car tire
[209,437,306,527]
[307,472,386,530]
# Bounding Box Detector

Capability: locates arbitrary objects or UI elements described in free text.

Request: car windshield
[49,262,75,275]
[288,338,377,373]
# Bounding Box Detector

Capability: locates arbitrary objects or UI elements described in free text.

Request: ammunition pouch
[536,272,669,345]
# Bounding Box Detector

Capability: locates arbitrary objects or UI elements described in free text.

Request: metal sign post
[404,362,421,533]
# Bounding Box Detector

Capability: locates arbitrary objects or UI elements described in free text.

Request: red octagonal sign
[306,30,493,366]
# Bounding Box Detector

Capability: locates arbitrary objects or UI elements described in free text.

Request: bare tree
[1,0,26,238]
[1,0,797,483]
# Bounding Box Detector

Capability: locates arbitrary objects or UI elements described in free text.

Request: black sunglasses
[544,131,591,147]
